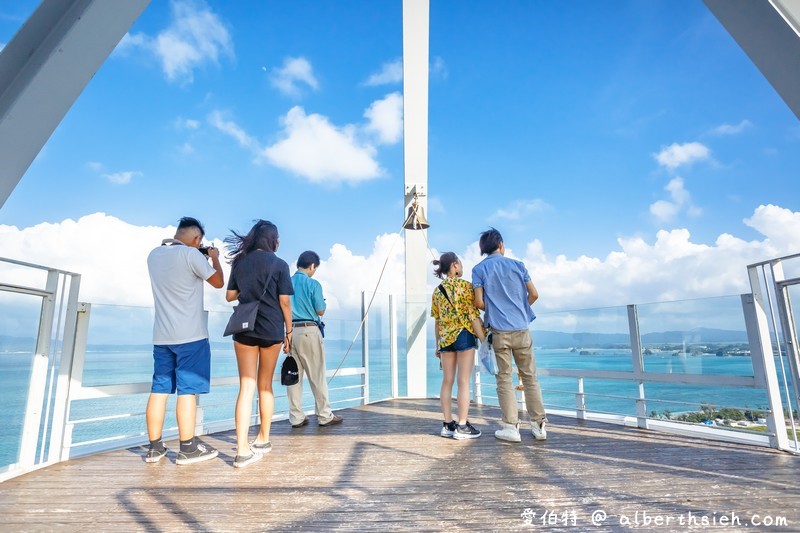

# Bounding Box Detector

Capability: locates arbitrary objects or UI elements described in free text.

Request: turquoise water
[3,340,791,469]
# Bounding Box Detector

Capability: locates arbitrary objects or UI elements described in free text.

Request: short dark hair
[177,216,205,237]
[297,250,321,269]
[432,252,459,279]
[479,227,503,255]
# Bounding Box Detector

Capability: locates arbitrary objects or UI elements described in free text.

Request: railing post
[389,295,399,399]
[61,302,90,461]
[628,304,648,429]
[576,377,585,420]
[48,274,81,464]
[362,291,370,405]
[18,270,59,469]
[472,352,483,405]
[743,268,791,451]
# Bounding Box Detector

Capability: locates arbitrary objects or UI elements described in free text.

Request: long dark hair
[226,220,279,266]
[433,252,459,279]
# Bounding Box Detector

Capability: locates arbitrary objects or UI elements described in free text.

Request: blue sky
[1,1,799,315]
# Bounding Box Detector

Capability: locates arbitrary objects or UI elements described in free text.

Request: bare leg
[254,344,281,444]
[176,394,197,441]
[455,349,475,424]
[234,341,259,456]
[146,393,168,441]
[440,351,457,422]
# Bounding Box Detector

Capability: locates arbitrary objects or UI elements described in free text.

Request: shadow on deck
[1,399,799,531]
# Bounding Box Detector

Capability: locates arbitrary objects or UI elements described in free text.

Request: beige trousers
[287,325,334,425]
[493,329,546,425]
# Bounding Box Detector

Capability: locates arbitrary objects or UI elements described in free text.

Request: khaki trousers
[493,329,546,425]
[287,325,334,425]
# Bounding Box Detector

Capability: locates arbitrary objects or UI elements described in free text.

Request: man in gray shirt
[145,217,224,465]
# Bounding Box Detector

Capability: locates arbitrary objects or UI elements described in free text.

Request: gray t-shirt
[147,239,216,345]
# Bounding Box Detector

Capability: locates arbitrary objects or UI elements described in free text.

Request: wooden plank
[1,399,798,531]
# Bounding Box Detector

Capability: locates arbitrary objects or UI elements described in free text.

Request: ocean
[0,343,779,469]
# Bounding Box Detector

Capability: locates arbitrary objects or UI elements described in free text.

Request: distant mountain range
[532,327,750,348]
[1,327,751,353]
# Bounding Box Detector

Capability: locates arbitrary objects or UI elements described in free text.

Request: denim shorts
[440,328,477,352]
[151,338,211,395]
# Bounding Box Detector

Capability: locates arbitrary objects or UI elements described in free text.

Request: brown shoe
[291,417,309,428]
[319,415,343,427]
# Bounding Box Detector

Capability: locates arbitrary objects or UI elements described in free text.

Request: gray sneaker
[453,421,481,440]
[233,451,262,469]
[440,420,457,437]
[250,441,273,454]
[176,442,218,465]
[145,446,168,463]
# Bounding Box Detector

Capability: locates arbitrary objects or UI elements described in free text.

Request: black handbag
[223,267,274,337]
[281,355,299,386]
[222,301,259,337]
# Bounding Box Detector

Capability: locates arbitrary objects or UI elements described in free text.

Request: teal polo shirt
[290,270,326,322]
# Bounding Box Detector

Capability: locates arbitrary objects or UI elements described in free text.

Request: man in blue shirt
[287,251,342,427]
[472,228,547,443]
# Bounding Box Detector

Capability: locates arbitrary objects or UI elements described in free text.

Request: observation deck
[2,398,799,531]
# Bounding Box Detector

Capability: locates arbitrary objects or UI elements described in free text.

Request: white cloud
[709,119,752,136]
[490,199,551,221]
[208,110,260,152]
[175,117,200,130]
[654,142,710,169]
[102,171,143,185]
[363,92,403,144]
[262,107,382,183]
[2,206,799,322]
[211,101,393,184]
[649,177,700,222]
[118,0,233,84]
[86,161,105,172]
[270,57,319,97]
[179,142,194,154]
[364,59,403,86]
[430,56,448,80]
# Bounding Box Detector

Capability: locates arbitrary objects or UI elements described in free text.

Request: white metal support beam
[0,0,151,207]
[704,0,800,121]
[402,0,430,398]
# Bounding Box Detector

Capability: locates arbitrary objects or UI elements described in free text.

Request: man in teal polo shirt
[472,228,547,443]
[287,251,342,428]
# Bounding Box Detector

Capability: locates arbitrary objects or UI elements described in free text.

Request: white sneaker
[494,422,522,442]
[532,419,547,441]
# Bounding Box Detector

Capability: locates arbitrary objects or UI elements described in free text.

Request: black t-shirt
[227,250,294,341]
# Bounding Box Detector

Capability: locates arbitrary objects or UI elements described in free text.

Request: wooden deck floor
[2,399,799,531]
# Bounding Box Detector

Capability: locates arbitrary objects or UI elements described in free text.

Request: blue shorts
[440,328,477,353]
[151,339,211,395]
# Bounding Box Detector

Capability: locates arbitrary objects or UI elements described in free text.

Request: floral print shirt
[430,276,481,348]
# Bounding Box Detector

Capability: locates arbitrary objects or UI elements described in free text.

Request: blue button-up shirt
[471,253,536,331]
[290,270,326,322]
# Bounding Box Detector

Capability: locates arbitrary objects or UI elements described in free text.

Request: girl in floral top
[431,252,487,439]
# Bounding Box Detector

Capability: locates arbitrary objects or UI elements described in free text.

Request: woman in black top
[225,220,294,468]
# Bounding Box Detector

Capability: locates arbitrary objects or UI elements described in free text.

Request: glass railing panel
[0,292,41,469]
[637,296,754,375]
[533,306,633,370]
[82,304,155,386]
[366,292,393,401]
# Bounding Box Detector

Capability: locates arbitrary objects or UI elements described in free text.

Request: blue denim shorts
[151,338,211,395]
[440,328,477,352]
